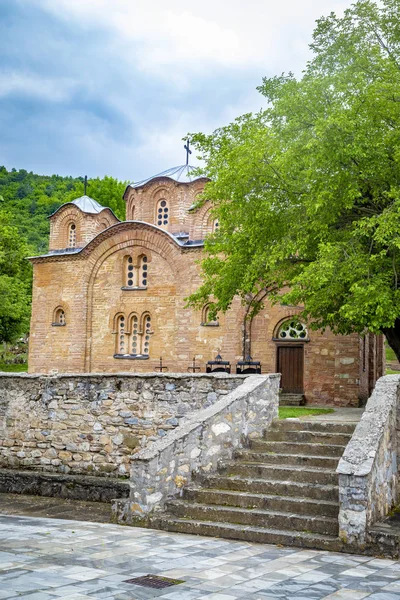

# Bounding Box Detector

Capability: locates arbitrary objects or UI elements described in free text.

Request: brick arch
[189,200,214,240]
[51,206,84,249]
[271,312,306,340]
[84,222,184,370]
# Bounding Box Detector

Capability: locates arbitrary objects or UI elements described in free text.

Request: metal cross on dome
[184,139,192,165]
[84,175,88,195]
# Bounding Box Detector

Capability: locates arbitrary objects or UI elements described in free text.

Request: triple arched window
[125,255,148,288]
[115,312,152,357]
[156,199,169,227]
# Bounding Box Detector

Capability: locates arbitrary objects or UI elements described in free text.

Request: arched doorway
[274,320,308,394]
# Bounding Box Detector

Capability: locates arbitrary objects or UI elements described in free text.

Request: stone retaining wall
[337,375,400,547]
[0,373,244,477]
[113,374,279,520]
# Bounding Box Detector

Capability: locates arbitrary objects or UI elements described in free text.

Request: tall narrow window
[117,315,126,354]
[131,314,139,355]
[213,219,219,233]
[140,255,148,287]
[68,223,76,248]
[157,199,169,226]
[126,256,135,287]
[142,314,151,355]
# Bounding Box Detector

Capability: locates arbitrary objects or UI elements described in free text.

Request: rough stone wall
[113,373,279,520]
[0,374,244,477]
[337,375,400,547]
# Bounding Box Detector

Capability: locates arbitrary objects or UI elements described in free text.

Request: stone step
[272,420,356,434]
[0,469,130,503]
[250,440,346,457]
[219,462,338,486]
[182,487,339,517]
[264,429,352,445]
[234,450,339,469]
[150,517,343,552]
[167,501,339,536]
[195,474,339,501]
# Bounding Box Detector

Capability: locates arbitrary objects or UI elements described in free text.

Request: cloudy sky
[0,0,351,182]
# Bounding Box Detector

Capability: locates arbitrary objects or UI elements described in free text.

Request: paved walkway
[0,514,400,600]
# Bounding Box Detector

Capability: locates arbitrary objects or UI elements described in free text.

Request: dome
[49,195,116,218]
[130,164,207,189]
[70,195,105,214]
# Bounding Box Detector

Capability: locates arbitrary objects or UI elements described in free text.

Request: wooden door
[277,345,304,393]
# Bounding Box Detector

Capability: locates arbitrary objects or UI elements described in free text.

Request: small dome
[71,195,105,214]
[130,164,206,189]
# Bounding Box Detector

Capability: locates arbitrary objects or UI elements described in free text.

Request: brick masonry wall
[29,178,385,406]
[0,374,244,477]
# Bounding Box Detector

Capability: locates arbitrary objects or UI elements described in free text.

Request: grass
[386,344,397,362]
[279,407,335,419]
[386,368,400,375]
[0,363,28,372]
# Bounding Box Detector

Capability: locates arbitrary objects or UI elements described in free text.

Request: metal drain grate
[124,574,185,589]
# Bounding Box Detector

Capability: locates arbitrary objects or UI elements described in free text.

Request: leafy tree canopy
[0,168,128,342]
[0,211,32,343]
[188,0,400,359]
[0,168,127,254]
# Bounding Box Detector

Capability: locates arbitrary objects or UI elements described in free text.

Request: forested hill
[0,166,128,346]
[0,166,127,254]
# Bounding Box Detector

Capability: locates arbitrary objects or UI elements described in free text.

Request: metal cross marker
[184,140,192,165]
[84,175,88,195]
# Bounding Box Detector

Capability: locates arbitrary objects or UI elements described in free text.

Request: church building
[28,157,385,406]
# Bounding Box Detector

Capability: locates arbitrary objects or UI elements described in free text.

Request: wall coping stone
[337,374,400,547]
[0,372,250,380]
[337,375,400,477]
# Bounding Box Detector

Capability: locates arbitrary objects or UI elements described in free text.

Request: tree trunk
[382,318,400,363]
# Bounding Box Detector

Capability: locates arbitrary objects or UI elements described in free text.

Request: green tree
[0,212,32,343]
[188,0,400,360]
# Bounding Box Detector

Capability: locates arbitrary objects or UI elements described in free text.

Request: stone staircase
[150,418,357,551]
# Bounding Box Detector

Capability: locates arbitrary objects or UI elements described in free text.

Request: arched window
[139,255,148,287]
[53,307,66,326]
[142,313,152,355]
[117,315,126,354]
[156,199,169,227]
[124,255,148,289]
[277,319,308,340]
[201,303,219,326]
[68,223,76,248]
[131,314,139,355]
[126,256,135,287]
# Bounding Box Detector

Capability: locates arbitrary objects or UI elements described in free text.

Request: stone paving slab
[0,515,399,599]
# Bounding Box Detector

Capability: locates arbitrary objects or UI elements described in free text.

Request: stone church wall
[0,374,244,478]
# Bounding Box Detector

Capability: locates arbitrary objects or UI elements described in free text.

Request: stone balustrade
[113,373,280,522]
[337,375,400,547]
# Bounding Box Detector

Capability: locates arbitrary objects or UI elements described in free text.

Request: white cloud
[0,72,77,101]
[38,0,352,76]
